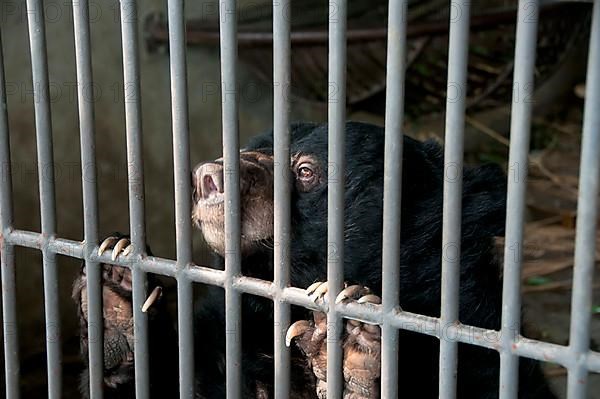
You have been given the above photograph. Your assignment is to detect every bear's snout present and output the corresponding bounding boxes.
[193,162,224,203]
[192,151,275,256]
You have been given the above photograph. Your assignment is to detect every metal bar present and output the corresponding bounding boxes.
[25,1,62,397]
[327,1,347,398]
[219,1,242,397]
[5,230,85,257]
[499,1,539,398]
[439,2,470,398]
[0,24,20,399]
[166,0,195,397]
[272,0,292,397]
[567,1,600,397]
[380,0,408,397]
[118,1,150,397]
[72,1,103,397]
[0,244,19,399]
[3,225,600,373]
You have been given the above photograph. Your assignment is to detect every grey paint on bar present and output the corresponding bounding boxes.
[273,0,293,398]
[439,2,470,398]
[326,1,348,398]
[118,1,150,397]
[0,24,20,399]
[380,0,408,397]
[25,1,62,397]
[166,0,196,397]
[72,0,103,397]
[219,0,243,398]
[499,1,539,398]
[567,0,600,397]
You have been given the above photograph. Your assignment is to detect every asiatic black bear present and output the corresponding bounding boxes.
[74,121,555,398]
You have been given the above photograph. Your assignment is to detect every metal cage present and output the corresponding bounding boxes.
[0,0,599,398]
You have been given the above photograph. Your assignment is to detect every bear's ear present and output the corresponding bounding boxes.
[245,130,274,151]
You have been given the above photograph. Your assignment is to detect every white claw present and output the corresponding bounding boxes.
[98,236,118,256]
[310,282,329,303]
[285,320,311,347]
[306,281,323,296]
[142,286,162,313]
[122,244,134,257]
[357,294,381,305]
[111,238,130,261]
[335,285,365,304]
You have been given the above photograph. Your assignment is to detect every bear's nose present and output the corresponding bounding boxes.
[194,163,224,200]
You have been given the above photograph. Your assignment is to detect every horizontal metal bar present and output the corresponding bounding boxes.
[5,229,85,257]
[4,228,600,376]
[232,277,600,374]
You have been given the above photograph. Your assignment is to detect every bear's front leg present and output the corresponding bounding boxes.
[73,235,177,398]
[287,282,381,399]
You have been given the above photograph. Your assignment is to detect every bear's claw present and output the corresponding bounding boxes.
[285,319,313,347]
[97,235,135,260]
[75,235,142,390]
[290,282,381,398]
[307,281,330,303]
[335,285,372,304]
[142,286,163,313]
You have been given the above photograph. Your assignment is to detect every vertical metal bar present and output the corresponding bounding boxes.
[0,25,20,399]
[567,1,600,397]
[218,1,242,398]
[439,2,470,398]
[166,0,195,397]
[72,1,103,397]
[499,1,539,398]
[381,0,408,397]
[273,0,291,398]
[118,2,149,397]
[327,1,347,398]
[25,1,61,397]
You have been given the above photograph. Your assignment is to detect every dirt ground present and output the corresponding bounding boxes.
[472,98,600,398]
[520,138,600,399]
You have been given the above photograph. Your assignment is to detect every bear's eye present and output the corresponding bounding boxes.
[297,164,314,180]
[294,157,320,192]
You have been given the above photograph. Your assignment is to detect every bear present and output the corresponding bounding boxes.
[73,121,555,398]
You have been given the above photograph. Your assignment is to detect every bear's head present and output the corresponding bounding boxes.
[191,122,393,259]
[192,121,506,290]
